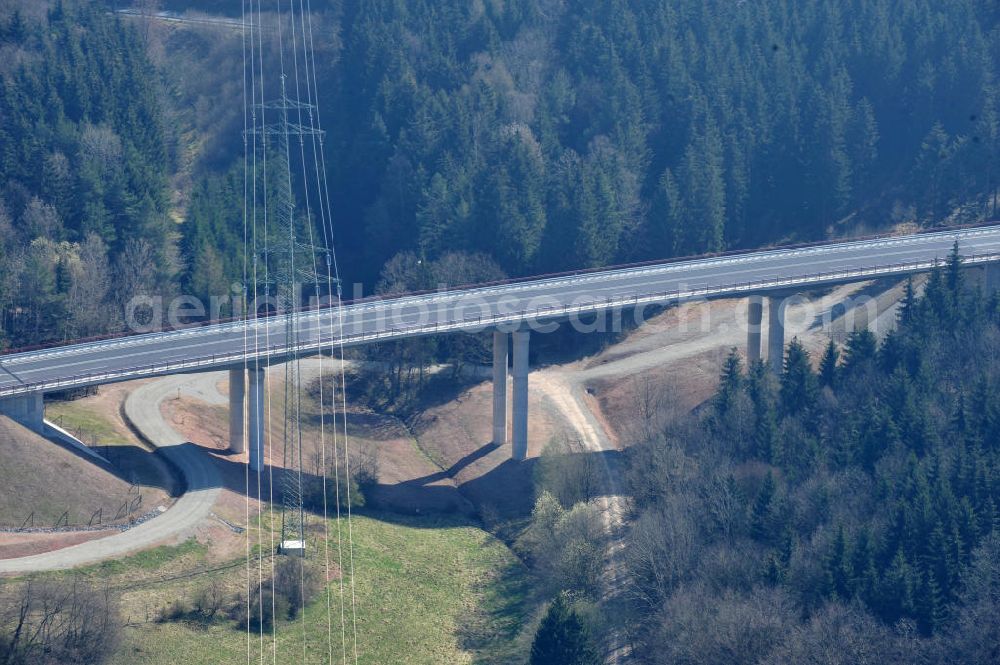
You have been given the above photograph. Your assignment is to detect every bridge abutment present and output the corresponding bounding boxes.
[492,331,508,447]
[747,296,764,364]
[0,392,44,432]
[248,364,265,472]
[768,295,786,374]
[512,329,530,461]
[229,367,246,454]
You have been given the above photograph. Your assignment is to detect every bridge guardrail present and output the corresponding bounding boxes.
[2,222,997,359]
[0,251,996,398]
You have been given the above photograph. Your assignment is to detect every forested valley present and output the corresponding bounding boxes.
[0,1,172,346]
[2,3,1000,662]
[608,251,1000,662]
[1,0,1000,346]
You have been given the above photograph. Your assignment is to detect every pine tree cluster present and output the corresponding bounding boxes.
[628,246,1000,650]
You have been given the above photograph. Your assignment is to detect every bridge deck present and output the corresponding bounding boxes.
[1,225,999,397]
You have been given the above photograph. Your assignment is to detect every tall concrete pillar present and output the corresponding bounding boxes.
[248,364,265,472]
[986,263,1000,292]
[229,367,246,454]
[511,330,530,461]
[767,295,786,374]
[747,296,764,365]
[492,331,508,446]
[0,392,44,432]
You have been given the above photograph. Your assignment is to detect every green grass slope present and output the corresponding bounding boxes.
[112,514,528,665]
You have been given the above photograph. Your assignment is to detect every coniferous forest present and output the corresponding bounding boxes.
[0,2,171,346]
[621,250,1000,660]
[1,1,1000,346]
[3,2,1000,662]
[318,0,1000,284]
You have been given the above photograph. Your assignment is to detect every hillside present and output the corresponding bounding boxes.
[0,416,147,530]
[2,1,1000,350]
[108,514,528,665]
[614,255,1000,660]
[179,0,1000,292]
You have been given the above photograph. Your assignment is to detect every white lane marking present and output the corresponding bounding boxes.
[1,228,997,384]
[0,252,984,396]
[5,226,991,366]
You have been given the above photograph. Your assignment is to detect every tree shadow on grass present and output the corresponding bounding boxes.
[457,551,533,665]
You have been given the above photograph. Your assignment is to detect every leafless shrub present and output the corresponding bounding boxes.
[301,444,374,511]
[535,438,603,507]
[0,578,121,665]
[272,557,323,620]
[354,446,380,490]
[645,584,794,665]
[234,586,288,633]
[191,581,227,621]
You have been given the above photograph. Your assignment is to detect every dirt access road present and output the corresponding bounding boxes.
[0,374,224,574]
[0,279,906,585]
[532,280,909,662]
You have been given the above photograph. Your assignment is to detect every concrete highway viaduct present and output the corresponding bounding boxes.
[2,224,1000,468]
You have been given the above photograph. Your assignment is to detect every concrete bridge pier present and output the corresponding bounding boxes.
[248,364,265,472]
[229,367,246,454]
[0,393,44,432]
[747,295,764,364]
[511,329,530,461]
[492,331,508,446]
[768,295,786,374]
[985,262,1000,292]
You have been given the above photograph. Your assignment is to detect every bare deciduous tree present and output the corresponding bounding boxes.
[20,197,62,241]
[646,584,794,665]
[764,602,921,665]
[79,124,123,174]
[536,438,604,507]
[934,534,1000,664]
[624,495,701,610]
[116,238,157,308]
[272,557,322,620]
[66,234,113,337]
[0,578,121,665]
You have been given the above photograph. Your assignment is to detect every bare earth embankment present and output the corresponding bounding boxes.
[394,279,907,661]
[0,380,175,561]
[0,279,909,662]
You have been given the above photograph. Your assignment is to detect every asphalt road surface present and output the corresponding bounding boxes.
[2,225,999,397]
[0,374,222,573]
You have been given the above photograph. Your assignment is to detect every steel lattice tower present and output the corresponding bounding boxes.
[247,74,325,557]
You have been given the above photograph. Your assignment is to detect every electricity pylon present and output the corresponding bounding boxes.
[247,74,325,558]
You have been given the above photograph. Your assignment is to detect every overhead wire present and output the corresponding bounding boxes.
[295,1,361,658]
[249,0,279,661]
[291,1,344,661]
[281,0,321,659]
[243,2,358,661]
[240,1,253,663]
[299,4,362,655]
[244,1,268,660]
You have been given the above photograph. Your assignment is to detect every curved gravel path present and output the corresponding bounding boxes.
[0,373,224,573]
